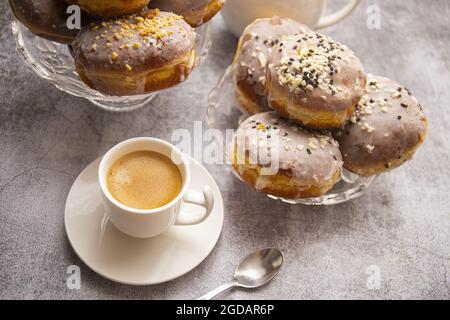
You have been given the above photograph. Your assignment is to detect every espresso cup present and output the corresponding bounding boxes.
[98,137,214,239]
[222,0,361,37]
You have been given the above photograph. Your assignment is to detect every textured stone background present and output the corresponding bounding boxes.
[0,0,449,299]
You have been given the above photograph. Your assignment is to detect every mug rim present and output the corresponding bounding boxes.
[98,137,191,215]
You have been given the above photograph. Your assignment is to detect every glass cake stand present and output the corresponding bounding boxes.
[11,20,212,112]
[206,67,376,206]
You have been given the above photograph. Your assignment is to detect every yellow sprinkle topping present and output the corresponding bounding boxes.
[85,9,188,72]
[88,9,183,53]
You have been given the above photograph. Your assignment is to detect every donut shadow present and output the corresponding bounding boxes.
[222,171,400,251]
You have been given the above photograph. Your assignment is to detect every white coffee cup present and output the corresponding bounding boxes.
[222,0,361,37]
[98,137,214,239]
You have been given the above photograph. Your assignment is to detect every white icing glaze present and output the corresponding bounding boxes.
[235,112,343,183]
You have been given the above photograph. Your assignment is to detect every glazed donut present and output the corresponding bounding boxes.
[65,0,150,18]
[149,0,225,27]
[73,9,196,96]
[335,75,428,177]
[232,112,343,199]
[266,32,367,129]
[9,0,93,44]
[232,17,310,114]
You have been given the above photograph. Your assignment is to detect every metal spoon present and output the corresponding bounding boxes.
[197,248,284,300]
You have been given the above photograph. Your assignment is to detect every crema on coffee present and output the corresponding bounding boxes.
[107,151,182,210]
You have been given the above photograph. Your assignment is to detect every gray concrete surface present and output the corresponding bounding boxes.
[0,0,449,300]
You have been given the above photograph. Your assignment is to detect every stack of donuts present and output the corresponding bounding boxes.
[231,17,428,199]
[9,0,225,95]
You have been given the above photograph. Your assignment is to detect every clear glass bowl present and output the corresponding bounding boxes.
[206,67,376,205]
[11,20,212,112]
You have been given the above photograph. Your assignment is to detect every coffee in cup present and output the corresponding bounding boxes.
[107,151,182,210]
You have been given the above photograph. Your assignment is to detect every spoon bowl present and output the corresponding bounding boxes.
[198,248,284,300]
[234,248,284,288]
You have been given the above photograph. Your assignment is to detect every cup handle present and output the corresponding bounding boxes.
[316,0,361,29]
[175,186,215,226]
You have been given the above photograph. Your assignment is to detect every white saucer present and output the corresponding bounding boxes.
[64,157,224,285]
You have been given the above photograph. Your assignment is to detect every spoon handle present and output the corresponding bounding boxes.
[197,281,238,300]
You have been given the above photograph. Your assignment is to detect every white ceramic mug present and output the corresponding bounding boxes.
[98,137,214,239]
[222,0,361,37]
